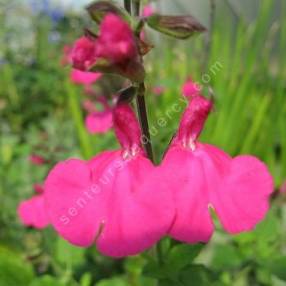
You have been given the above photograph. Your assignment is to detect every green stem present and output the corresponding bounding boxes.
[136,83,154,162]
[124,0,131,13]
[124,1,156,283]
[132,0,140,16]
[124,0,154,162]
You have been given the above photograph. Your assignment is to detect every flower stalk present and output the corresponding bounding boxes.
[136,83,154,162]
[124,0,131,13]
[124,0,154,162]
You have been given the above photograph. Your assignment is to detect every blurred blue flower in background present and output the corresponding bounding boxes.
[30,0,64,24]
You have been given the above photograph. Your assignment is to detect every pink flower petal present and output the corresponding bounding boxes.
[152,86,165,96]
[142,4,155,18]
[113,103,142,151]
[44,152,174,257]
[70,69,102,85]
[95,14,137,64]
[70,36,97,70]
[44,155,112,247]
[29,154,46,165]
[182,78,201,98]
[18,195,49,229]
[211,155,274,234]
[176,96,213,146]
[95,155,174,257]
[85,110,113,134]
[162,143,230,243]
[33,183,44,194]
[162,143,273,242]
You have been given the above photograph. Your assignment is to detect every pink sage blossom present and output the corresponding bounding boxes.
[182,78,201,98]
[29,154,46,165]
[83,98,113,134]
[70,69,102,86]
[160,95,273,243]
[142,4,155,18]
[18,184,49,229]
[44,103,174,257]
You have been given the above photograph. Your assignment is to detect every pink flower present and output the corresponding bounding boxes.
[29,154,46,165]
[140,30,146,42]
[70,36,97,70]
[83,98,113,134]
[95,14,137,64]
[70,14,137,70]
[33,183,44,194]
[68,14,145,81]
[152,86,165,96]
[142,4,155,18]
[70,69,102,85]
[69,14,144,81]
[182,78,201,98]
[85,110,113,134]
[44,103,174,257]
[82,99,98,113]
[160,95,273,243]
[62,45,101,86]
[18,184,49,229]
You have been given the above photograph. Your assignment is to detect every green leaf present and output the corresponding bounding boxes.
[80,273,92,286]
[143,243,204,280]
[157,265,215,286]
[179,265,215,286]
[29,275,65,286]
[55,237,85,267]
[143,259,169,279]
[167,243,205,274]
[267,256,286,281]
[158,279,177,286]
[158,237,172,258]
[0,246,34,286]
[96,276,129,286]
[211,244,243,270]
[86,1,131,24]
[146,14,206,39]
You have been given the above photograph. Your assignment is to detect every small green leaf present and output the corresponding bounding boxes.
[158,279,177,286]
[55,237,85,267]
[0,246,34,286]
[146,14,206,39]
[86,1,131,24]
[157,265,215,286]
[80,273,92,286]
[211,244,243,270]
[29,275,66,286]
[143,259,168,279]
[158,237,172,258]
[267,256,286,281]
[96,276,129,286]
[179,265,215,286]
[167,243,205,273]
[143,243,204,280]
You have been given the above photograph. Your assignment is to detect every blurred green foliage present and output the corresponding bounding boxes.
[0,0,286,285]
